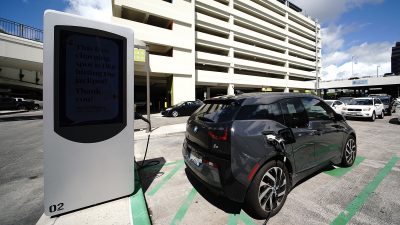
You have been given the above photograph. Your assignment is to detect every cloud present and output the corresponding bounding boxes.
[321,42,393,80]
[290,0,384,23]
[64,0,112,22]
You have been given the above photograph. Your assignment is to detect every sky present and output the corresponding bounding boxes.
[1,0,400,81]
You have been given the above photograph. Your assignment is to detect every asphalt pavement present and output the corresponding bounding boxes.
[135,112,400,225]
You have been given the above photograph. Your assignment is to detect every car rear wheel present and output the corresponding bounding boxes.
[245,161,290,219]
[341,136,357,167]
[172,110,179,117]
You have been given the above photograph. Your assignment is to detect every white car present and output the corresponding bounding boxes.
[324,100,345,114]
[342,97,385,121]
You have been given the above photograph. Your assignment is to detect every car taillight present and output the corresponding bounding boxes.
[208,127,229,141]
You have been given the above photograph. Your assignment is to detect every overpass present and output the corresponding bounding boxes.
[319,75,400,98]
[0,18,43,99]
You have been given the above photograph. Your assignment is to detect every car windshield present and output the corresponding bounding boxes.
[379,98,390,104]
[172,102,185,107]
[348,99,373,105]
[324,100,334,105]
[340,98,353,104]
[195,101,240,123]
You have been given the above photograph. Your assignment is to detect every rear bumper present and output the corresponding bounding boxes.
[182,139,247,202]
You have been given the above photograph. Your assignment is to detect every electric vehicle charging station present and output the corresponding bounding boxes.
[43,10,134,216]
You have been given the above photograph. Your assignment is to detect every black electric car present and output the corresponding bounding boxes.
[183,93,356,219]
[161,100,203,117]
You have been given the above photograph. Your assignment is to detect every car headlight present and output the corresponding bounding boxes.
[362,108,371,111]
[342,107,347,111]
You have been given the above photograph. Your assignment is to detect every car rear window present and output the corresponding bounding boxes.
[236,103,284,124]
[195,101,240,123]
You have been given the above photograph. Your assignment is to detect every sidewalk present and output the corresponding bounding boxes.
[135,123,186,140]
[36,123,186,225]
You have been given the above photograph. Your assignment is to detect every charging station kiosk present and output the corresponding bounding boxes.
[43,10,134,216]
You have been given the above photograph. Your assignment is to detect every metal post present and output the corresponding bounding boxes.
[146,45,151,133]
[351,56,354,77]
[376,65,380,77]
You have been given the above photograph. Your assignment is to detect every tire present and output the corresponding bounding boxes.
[245,160,291,219]
[341,135,357,167]
[379,111,384,119]
[172,110,179,117]
[370,112,376,121]
[33,104,39,110]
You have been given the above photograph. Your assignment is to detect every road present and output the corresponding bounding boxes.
[0,111,187,225]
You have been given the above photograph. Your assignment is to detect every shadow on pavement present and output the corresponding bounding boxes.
[389,118,399,125]
[0,115,43,122]
[184,168,242,215]
[138,157,167,192]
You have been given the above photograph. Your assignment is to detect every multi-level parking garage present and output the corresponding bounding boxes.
[112,0,322,111]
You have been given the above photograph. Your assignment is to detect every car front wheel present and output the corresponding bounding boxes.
[379,111,384,119]
[172,110,179,117]
[370,112,376,121]
[341,136,357,167]
[245,160,290,219]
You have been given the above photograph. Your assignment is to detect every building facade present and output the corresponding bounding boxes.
[392,42,400,75]
[112,0,322,109]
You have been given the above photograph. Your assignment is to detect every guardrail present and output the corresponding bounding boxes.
[0,17,43,42]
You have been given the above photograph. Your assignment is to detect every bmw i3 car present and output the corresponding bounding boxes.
[183,93,357,219]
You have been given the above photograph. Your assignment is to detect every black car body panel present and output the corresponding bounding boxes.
[183,93,356,202]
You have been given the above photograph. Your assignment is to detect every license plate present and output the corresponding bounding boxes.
[189,151,202,167]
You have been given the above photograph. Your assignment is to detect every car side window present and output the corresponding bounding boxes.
[301,98,334,121]
[336,101,343,105]
[375,99,382,104]
[236,103,284,124]
[279,98,309,128]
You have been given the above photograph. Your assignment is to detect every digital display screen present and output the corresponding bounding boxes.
[56,27,125,127]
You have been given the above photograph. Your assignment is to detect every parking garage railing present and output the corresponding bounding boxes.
[0,18,43,43]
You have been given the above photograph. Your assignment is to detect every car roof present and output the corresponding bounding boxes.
[207,92,322,106]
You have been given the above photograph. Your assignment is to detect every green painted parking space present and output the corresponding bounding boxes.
[130,168,151,225]
[147,160,185,196]
[330,155,399,225]
[170,188,198,225]
[325,156,365,178]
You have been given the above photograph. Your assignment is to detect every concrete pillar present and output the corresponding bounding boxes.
[206,87,211,99]
[227,84,235,95]
[171,74,195,105]
[284,87,290,93]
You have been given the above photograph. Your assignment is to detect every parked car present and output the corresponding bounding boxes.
[376,96,396,115]
[338,97,354,105]
[161,100,203,117]
[0,97,36,111]
[324,100,345,114]
[342,97,384,121]
[183,93,356,219]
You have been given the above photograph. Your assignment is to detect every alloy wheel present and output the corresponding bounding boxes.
[258,167,286,213]
[345,138,356,164]
[172,111,178,117]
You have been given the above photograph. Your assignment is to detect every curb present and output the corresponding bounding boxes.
[0,110,28,116]
[134,131,185,140]
[130,167,152,225]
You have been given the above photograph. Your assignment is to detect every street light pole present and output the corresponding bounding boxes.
[376,65,380,77]
[351,56,355,77]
